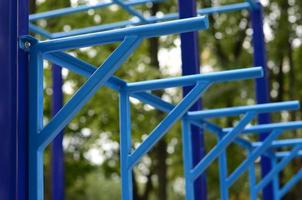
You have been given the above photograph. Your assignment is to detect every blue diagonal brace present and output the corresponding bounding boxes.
[278,169,302,199]
[190,112,256,180]
[255,143,302,193]
[128,82,211,168]
[226,129,284,187]
[37,36,142,150]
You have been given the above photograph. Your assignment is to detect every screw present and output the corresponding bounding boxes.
[24,41,31,49]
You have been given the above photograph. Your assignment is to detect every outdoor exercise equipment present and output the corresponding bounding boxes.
[1,0,302,199]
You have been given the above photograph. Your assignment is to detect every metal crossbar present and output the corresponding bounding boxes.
[29,0,258,39]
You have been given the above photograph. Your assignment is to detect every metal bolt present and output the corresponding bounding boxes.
[24,41,31,49]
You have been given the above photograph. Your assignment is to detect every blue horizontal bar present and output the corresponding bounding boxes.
[51,20,136,39]
[198,2,251,15]
[126,67,263,93]
[224,121,302,134]
[34,16,208,53]
[29,0,163,21]
[253,138,302,148]
[48,12,178,38]
[188,101,300,119]
[275,151,302,158]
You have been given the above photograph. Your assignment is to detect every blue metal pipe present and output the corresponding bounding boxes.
[278,169,302,199]
[0,0,28,199]
[33,16,209,53]
[128,82,210,168]
[201,119,254,150]
[29,0,164,21]
[250,2,273,199]
[253,138,302,148]
[28,49,44,200]
[126,67,263,93]
[255,143,302,193]
[198,2,250,15]
[119,88,133,200]
[190,112,256,180]
[188,101,300,119]
[51,64,64,200]
[224,121,302,134]
[38,37,141,150]
[29,23,52,39]
[226,129,283,187]
[248,150,257,200]
[30,2,255,39]
[217,133,229,200]
[275,151,302,158]
[181,118,196,200]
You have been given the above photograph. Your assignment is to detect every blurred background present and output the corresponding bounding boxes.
[31,0,302,199]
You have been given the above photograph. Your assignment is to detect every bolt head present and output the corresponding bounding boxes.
[24,41,31,49]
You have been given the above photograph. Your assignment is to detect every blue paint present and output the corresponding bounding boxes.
[128,82,210,168]
[190,112,256,180]
[255,143,302,193]
[250,3,274,199]
[0,0,28,199]
[29,1,256,39]
[127,67,263,92]
[35,16,209,53]
[119,88,133,200]
[21,0,302,199]
[178,0,207,199]
[51,64,64,200]
[29,0,163,21]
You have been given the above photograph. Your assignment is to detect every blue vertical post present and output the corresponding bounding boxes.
[51,64,64,200]
[178,0,207,199]
[0,0,28,200]
[218,133,229,200]
[250,2,273,199]
[119,88,133,200]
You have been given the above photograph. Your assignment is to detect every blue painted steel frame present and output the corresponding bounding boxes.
[26,33,302,198]
[120,66,265,200]
[0,0,28,200]
[51,64,64,200]
[184,100,302,200]
[21,16,209,200]
[29,0,258,39]
[178,0,207,199]
[250,2,274,199]
[23,0,302,199]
